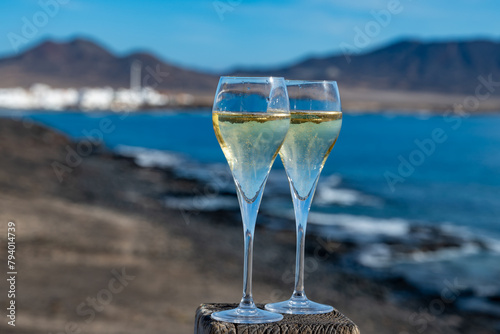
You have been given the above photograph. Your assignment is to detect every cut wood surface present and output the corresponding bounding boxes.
[195,303,360,334]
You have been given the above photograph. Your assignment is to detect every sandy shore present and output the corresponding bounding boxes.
[180,88,500,113]
[0,118,493,333]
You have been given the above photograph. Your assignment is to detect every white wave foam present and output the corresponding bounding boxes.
[480,235,500,254]
[315,175,382,207]
[323,174,342,187]
[308,213,410,237]
[178,163,233,187]
[408,242,481,262]
[441,223,500,254]
[357,244,393,268]
[315,186,381,207]
[114,145,185,169]
[305,212,500,268]
[115,145,235,190]
[358,242,483,268]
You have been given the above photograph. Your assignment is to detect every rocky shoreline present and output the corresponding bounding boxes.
[0,118,497,333]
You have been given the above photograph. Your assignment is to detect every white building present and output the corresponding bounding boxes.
[0,84,172,111]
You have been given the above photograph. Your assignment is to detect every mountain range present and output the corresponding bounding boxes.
[1,37,500,99]
[235,39,500,96]
[0,38,217,93]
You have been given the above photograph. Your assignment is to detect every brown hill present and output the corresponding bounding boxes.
[1,38,500,111]
[0,38,219,93]
[234,39,500,96]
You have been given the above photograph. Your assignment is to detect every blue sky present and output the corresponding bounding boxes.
[1,0,499,72]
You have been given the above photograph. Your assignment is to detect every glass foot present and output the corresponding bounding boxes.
[265,295,334,314]
[211,306,283,324]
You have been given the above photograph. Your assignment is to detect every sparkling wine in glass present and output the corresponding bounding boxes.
[265,80,342,314]
[211,77,290,323]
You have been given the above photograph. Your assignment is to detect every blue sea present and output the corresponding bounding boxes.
[4,109,500,314]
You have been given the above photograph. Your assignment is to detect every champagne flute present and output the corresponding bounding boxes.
[211,77,290,323]
[265,80,342,314]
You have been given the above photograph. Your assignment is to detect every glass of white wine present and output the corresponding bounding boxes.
[211,76,290,323]
[265,80,342,314]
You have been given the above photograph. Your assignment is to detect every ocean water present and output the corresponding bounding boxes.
[4,109,500,310]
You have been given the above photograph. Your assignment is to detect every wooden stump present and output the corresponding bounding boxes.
[195,303,360,334]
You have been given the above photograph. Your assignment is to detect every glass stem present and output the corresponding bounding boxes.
[291,182,317,300]
[235,187,265,310]
[241,227,254,308]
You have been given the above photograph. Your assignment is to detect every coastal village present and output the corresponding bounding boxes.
[0,65,194,111]
[0,84,195,110]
